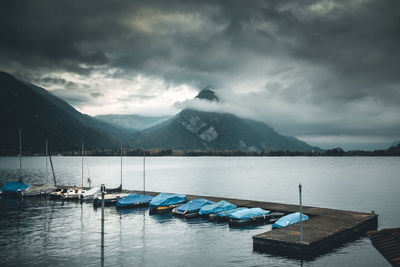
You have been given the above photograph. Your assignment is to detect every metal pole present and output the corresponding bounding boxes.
[143,136,146,194]
[299,183,303,243]
[45,139,48,183]
[120,143,122,188]
[101,184,105,266]
[143,149,146,194]
[81,143,84,188]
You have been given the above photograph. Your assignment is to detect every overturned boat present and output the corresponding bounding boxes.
[199,200,236,218]
[172,198,215,218]
[116,193,153,208]
[228,207,270,227]
[149,193,186,214]
[272,212,309,229]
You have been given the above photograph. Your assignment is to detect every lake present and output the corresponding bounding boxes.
[0,156,399,266]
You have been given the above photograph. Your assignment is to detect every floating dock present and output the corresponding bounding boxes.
[124,189,378,259]
[57,186,378,259]
[368,228,400,266]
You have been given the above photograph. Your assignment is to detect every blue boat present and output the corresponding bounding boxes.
[116,193,153,208]
[1,130,30,198]
[228,207,270,226]
[214,207,247,221]
[149,193,186,213]
[272,212,309,229]
[199,200,237,218]
[172,198,215,218]
[0,181,30,198]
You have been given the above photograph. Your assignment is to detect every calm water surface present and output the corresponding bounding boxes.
[0,156,399,266]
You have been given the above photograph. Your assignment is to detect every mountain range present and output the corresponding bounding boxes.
[0,71,126,152]
[0,70,320,153]
[95,114,170,131]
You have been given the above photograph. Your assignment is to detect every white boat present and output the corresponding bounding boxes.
[80,187,100,201]
[25,140,57,197]
[93,193,128,207]
[61,188,86,200]
[93,143,126,206]
[61,143,88,200]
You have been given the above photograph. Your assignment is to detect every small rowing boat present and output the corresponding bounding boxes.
[116,193,153,208]
[199,200,236,218]
[172,198,215,218]
[272,212,308,229]
[228,207,270,227]
[149,193,186,214]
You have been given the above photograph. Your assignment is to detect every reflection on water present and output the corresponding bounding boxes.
[1,156,398,266]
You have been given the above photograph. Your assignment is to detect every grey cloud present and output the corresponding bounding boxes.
[90,92,104,98]
[0,0,399,149]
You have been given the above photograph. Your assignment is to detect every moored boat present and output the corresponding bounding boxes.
[93,193,128,207]
[24,183,56,197]
[61,188,86,200]
[0,181,30,198]
[116,193,153,208]
[212,207,247,221]
[49,188,66,199]
[149,193,186,214]
[172,198,215,218]
[25,140,57,197]
[1,129,30,198]
[199,200,236,218]
[272,212,309,229]
[228,207,270,227]
[80,187,101,201]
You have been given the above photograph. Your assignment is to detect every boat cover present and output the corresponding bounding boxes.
[149,193,186,207]
[0,181,30,193]
[217,207,247,218]
[272,212,309,228]
[24,183,56,196]
[229,207,270,220]
[175,198,215,213]
[117,193,153,207]
[199,200,237,215]
[81,187,100,197]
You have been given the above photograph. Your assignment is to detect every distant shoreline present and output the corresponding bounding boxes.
[1,147,399,157]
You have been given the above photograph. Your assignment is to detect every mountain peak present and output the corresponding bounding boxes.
[195,86,219,102]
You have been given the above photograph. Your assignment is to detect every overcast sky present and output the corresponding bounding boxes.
[1,0,399,150]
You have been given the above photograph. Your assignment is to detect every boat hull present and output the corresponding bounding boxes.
[116,201,151,208]
[229,212,285,227]
[172,208,201,218]
[149,204,182,214]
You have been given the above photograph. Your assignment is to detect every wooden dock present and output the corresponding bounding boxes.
[125,189,377,259]
[56,186,378,258]
[368,228,400,266]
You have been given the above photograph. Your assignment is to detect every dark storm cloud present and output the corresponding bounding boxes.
[0,0,399,149]
[90,92,103,98]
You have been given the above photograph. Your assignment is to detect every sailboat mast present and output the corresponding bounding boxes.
[120,143,123,187]
[81,142,84,188]
[19,128,22,170]
[45,139,48,183]
[143,136,146,194]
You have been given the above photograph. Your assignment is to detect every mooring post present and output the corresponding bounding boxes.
[299,183,303,243]
[101,184,105,266]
